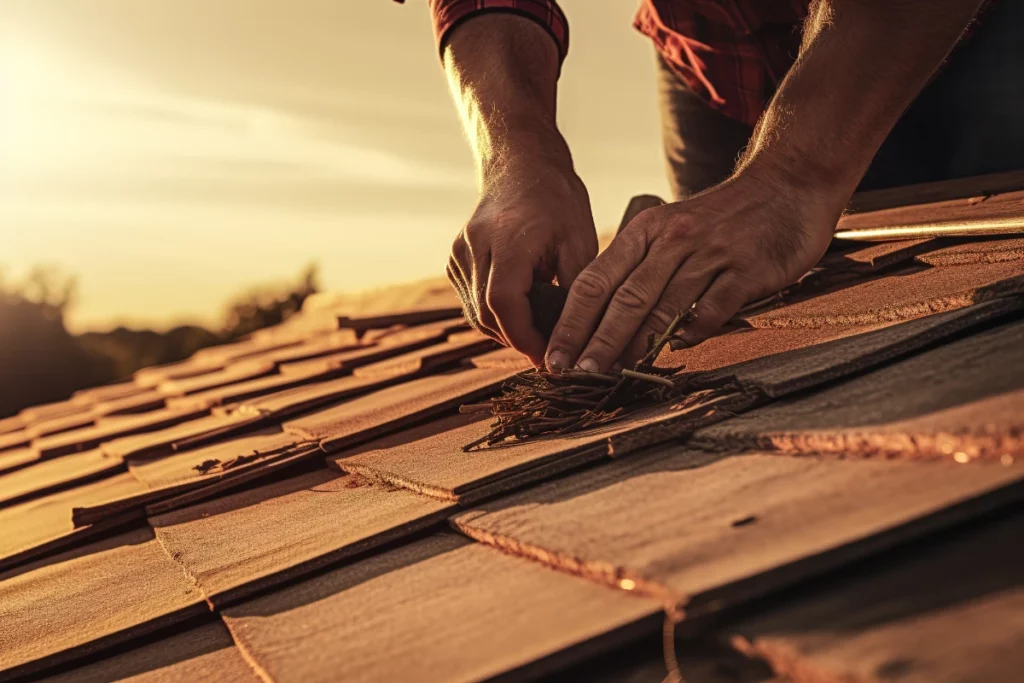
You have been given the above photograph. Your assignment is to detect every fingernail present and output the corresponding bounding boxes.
[547,350,570,372]
[578,357,599,373]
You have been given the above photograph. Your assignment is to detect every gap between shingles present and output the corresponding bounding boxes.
[149,518,215,611]
[148,519,277,682]
[223,616,277,683]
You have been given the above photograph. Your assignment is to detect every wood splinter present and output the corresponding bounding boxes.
[461,310,692,451]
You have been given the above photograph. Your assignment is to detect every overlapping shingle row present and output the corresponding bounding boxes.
[1,181,1023,682]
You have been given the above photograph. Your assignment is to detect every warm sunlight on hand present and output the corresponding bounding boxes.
[545,171,843,372]
[447,162,598,367]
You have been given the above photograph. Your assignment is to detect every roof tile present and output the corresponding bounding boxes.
[728,511,1024,683]
[39,621,259,683]
[0,528,206,680]
[284,366,523,449]
[745,260,1023,328]
[696,297,1023,399]
[221,533,659,683]
[452,448,1023,612]
[0,473,146,573]
[33,408,207,460]
[692,317,1024,453]
[151,468,454,606]
[0,449,123,508]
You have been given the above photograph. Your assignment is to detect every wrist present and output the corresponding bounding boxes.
[480,123,578,194]
[737,151,854,216]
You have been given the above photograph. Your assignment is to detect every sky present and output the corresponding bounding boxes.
[0,0,671,332]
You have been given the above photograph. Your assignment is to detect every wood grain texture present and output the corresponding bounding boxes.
[656,325,877,375]
[151,468,454,606]
[698,389,1024,462]
[162,364,343,412]
[332,390,747,505]
[40,621,259,683]
[33,408,207,460]
[744,260,1024,329]
[452,447,1024,615]
[234,367,411,418]
[839,186,1024,231]
[915,236,1024,267]
[836,238,937,270]
[0,473,147,571]
[845,170,1024,213]
[222,533,660,683]
[157,360,277,397]
[127,429,305,491]
[0,528,206,681]
[285,366,520,448]
[726,512,1024,683]
[100,412,261,461]
[468,346,538,371]
[700,298,1022,399]
[692,318,1024,453]
[276,318,465,376]
[0,449,123,508]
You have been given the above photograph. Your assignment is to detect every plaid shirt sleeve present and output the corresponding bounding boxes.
[395,1,569,62]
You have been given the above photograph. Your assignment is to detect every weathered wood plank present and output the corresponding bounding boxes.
[725,511,1024,683]
[452,448,1024,617]
[151,468,454,606]
[0,528,206,681]
[222,533,660,683]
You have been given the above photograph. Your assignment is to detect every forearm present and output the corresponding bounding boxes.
[740,0,985,199]
[442,14,573,190]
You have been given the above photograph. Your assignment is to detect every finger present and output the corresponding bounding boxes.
[470,250,508,346]
[545,225,651,372]
[486,256,548,365]
[571,244,687,372]
[448,262,503,345]
[618,262,719,367]
[674,270,750,348]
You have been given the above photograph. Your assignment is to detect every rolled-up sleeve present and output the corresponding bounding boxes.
[396,1,570,62]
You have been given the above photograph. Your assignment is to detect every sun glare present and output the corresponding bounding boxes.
[1,32,58,171]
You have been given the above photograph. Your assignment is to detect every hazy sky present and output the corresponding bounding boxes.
[0,0,670,332]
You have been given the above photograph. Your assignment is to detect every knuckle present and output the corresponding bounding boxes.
[571,269,612,303]
[484,286,512,314]
[646,305,678,333]
[662,219,693,243]
[611,281,651,311]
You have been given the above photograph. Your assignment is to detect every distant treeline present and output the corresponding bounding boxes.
[0,265,319,418]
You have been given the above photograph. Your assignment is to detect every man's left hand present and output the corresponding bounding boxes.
[544,168,845,372]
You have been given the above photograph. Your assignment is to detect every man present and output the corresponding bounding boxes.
[409,0,1022,372]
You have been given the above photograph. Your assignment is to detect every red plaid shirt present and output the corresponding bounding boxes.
[406,0,808,126]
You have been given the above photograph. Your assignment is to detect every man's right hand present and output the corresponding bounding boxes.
[448,156,597,367]
[440,12,595,367]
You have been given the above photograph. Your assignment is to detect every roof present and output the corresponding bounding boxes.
[1,174,1023,682]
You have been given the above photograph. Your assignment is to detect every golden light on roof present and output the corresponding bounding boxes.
[618,578,637,591]
[1001,454,1015,466]
[953,451,971,464]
